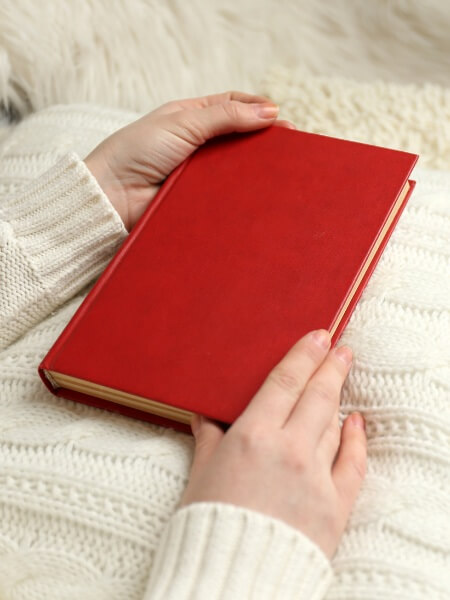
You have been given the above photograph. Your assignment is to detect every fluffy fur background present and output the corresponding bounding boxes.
[0,0,449,117]
[261,66,450,170]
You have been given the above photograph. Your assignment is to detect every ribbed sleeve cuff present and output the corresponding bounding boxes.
[5,152,128,301]
[144,502,333,600]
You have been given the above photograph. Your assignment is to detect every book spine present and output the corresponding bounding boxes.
[37,155,194,383]
[53,385,193,435]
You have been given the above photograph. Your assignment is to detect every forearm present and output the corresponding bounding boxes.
[0,152,128,351]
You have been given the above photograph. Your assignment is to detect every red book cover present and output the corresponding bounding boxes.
[38,126,418,435]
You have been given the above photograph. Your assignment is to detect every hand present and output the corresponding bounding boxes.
[179,329,367,560]
[84,90,295,232]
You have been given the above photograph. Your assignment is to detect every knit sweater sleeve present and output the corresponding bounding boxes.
[0,152,128,352]
[143,502,333,600]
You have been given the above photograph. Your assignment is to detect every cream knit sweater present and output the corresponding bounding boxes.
[0,104,448,600]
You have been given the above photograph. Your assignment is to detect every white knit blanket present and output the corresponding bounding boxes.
[268,68,450,595]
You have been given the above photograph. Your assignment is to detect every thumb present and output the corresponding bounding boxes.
[168,100,280,145]
[189,413,224,476]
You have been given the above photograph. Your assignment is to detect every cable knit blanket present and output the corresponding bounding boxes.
[260,68,450,596]
[259,67,450,594]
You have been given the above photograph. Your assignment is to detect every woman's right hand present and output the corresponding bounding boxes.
[179,329,367,560]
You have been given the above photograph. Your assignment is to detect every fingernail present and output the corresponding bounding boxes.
[351,412,365,430]
[312,329,330,349]
[254,102,279,119]
[335,345,353,366]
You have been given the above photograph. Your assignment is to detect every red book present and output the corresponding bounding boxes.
[38,126,418,435]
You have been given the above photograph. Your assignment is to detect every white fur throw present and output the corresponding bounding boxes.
[1,0,450,118]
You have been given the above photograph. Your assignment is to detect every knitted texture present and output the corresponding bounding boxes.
[0,104,332,600]
[145,502,331,599]
[0,152,128,349]
[260,68,450,597]
[0,95,449,600]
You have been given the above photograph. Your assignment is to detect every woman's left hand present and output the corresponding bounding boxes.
[84,91,295,231]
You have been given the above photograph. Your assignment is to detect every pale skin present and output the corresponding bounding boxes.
[85,90,367,560]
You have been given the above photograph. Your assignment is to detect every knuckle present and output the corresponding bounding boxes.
[287,451,308,473]
[221,100,241,121]
[309,381,334,404]
[268,366,300,396]
[303,336,327,362]
[178,117,207,145]
[235,424,268,452]
[282,435,310,472]
[331,352,351,375]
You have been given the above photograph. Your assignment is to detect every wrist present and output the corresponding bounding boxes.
[5,152,128,306]
[84,147,130,232]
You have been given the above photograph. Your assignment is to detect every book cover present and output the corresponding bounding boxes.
[38,126,418,434]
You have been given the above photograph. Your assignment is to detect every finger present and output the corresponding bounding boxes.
[285,345,352,441]
[188,414,224,480]
[236,329,331,430]
[164,99,281,145]
[273,119,297,130]
[152,90,274,116]
[332,412,367,510]
[317,406,341,467]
